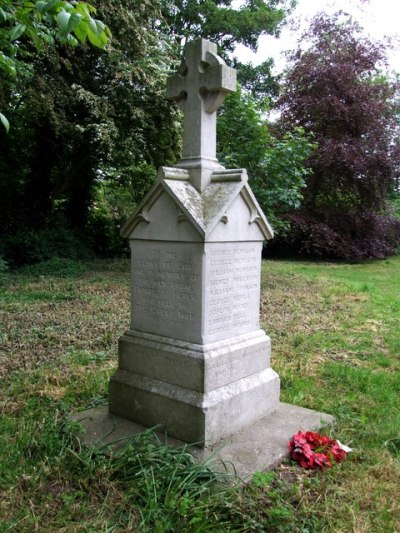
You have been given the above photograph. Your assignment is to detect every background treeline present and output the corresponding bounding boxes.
[0,1,399,267]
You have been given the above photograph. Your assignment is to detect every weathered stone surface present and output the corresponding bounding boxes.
[117,330,271,392]
[121,168,273,242]
[130,240,204,343]
[167,38,236,192]
[73,403,335,480]
[126,239,265,345]
[109,39,280,448]
[204,242,262,343]
[111,326,280,446]
[109,366,279,446]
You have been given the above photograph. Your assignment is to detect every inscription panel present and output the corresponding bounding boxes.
[131,240,203,343]
[204,242,262,342]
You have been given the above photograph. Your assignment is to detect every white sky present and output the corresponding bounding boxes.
[232,0,400,74]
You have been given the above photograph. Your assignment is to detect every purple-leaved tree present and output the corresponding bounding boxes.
[276,12,400,260]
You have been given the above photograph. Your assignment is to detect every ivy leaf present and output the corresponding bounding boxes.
[41,33,55,45]
[79,2,96,14]
[73,22,88,42]
[35,2,48,14]
[43,0,66,12]
[66,34,78,46]
[0,113,10,133]
[0,8,12,22]
[86,18,108,47]
[9,24,27,42]
[56,10,71,33]
[88,16,99,36]
[75,2,91,18]
[67,13,82,33]
[87,29,105,48]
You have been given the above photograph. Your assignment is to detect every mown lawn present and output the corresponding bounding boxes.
[0,256,399,532]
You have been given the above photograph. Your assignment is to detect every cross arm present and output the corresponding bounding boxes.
[167,71,187,105]
[201,52,236,113]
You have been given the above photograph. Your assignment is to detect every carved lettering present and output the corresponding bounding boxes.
[206,244,260,337]
[131,244,201,338]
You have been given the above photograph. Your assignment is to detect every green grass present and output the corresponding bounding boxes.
[1,257,399,531]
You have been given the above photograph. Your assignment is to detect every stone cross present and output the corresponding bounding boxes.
[167,38,236,191]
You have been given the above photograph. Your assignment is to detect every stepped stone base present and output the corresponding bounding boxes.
[116,329,272,392]
[109,329,280,447]
[73,403,335,480]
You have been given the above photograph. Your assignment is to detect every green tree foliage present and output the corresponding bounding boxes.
[162,0,294,52]
[0,0,181,264]
[0,0,300,265]
[0,0,110,130]
[276,13,400,259]
[235,58,280,102]
[163,0,294,103]
[217,87,315,233]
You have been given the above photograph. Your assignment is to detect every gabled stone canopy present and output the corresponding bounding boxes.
[121,167,274,242]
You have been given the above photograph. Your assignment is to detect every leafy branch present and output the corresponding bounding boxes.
[0,0,111,131]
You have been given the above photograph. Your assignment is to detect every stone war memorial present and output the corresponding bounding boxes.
[78,38,333,477]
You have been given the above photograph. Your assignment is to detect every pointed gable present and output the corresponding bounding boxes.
[121,167,273,242]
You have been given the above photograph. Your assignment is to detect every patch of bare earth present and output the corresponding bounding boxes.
[0,275,130,377]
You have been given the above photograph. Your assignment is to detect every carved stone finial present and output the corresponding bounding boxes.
[167,38,236,192]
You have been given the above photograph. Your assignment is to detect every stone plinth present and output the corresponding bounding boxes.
[110,331,279,445]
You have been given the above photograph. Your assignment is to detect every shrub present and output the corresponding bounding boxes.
[0,222,91,267]
[19,257,87,277]
[268,213,400,261]
[0,255,9,285]
[85,203,129,259]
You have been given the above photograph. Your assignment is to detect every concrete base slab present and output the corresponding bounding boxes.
[72,403,335,480]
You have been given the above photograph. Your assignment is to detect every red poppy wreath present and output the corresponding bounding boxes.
[289,431,348,470]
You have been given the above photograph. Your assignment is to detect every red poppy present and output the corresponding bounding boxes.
[288,431,347,470]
